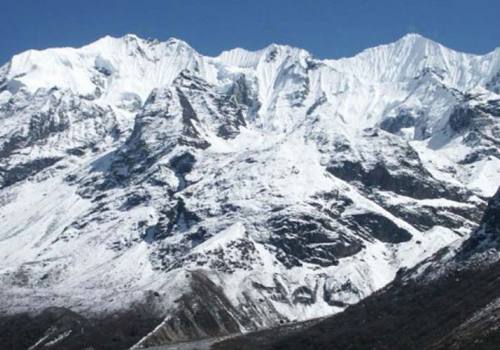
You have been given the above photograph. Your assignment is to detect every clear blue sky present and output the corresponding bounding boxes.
[2,0,499,64]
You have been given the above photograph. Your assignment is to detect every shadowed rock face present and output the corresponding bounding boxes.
[449,106,477,133]
[449,100,500,167]
[325,129,469,202]
[483,189,500,234]
[0,272,244,350]
[134,271,243,348]
[0,156,62,188]
[0,89,117,188]
[0,307,162,350]
[266,214,364,267]
[458,188,500,257]
[328,159,457,201]
[347,212,412,243]
[380,110,418,134]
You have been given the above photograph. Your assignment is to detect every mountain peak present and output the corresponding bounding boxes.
[122,33,140,41]
[84,34,196,54]
[395,32,441,50]
[399,32,430,42]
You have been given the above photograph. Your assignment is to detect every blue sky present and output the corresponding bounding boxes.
[1,0,499,64]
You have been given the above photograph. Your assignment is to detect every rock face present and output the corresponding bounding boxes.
[0,34,499,349]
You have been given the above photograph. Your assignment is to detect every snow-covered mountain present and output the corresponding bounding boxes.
[0,33,499,349]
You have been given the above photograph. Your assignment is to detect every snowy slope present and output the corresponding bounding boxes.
[0,33,499,348]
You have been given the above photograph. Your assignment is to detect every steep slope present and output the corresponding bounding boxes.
[215,187,500,350]
[0,34,499,349]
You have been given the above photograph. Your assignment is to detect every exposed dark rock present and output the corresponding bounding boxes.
[143,199,200,245]
[449,106,479,133]
[170,152,196,191]
[177,88,202,139]
[266,48,278,62]
[292,286,316,305]
[183,238,258,273]
[328,160,464,201]
[306,94,327,116]
[0,157,62,188]
[65,147,86,156]
[380,111,417,134]
[476,99,500,117]
[121,192,151,210]
[267,214,364,267]
[448,100,499,136]
[378,199,483,232]
[323,280,360,307]
[346,212,412,243]
[458,188,500,257]
[226,75,254,108]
